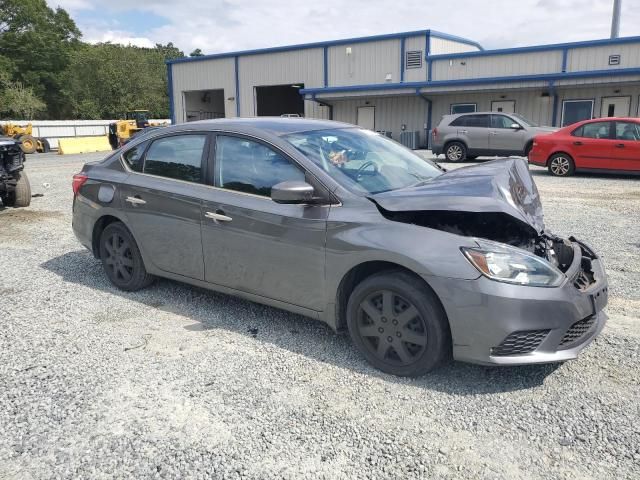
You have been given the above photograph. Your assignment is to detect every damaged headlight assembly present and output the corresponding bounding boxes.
[461,240,564,287]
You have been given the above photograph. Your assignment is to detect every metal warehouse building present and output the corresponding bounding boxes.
[167,29,640,148]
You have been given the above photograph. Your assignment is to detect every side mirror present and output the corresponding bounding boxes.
[271,181,315,204]
[510,123,522,130]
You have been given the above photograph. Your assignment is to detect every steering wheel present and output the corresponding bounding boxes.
[355,161,378,181]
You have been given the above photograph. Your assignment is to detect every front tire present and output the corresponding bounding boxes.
[19,135,37,154]
[346,271,450,376]
[99,222,154,291]
[7,172,31,207]
[444,141,466,162]
[548,153,575,177]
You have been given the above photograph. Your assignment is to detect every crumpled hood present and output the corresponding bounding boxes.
[371,157,545,234]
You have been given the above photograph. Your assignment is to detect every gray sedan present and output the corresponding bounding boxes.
[72,118,608,376]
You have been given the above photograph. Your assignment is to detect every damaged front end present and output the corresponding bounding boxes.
[0,136,28,207]
[370,158,597,285]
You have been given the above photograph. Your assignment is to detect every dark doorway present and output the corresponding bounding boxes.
[255,84,305,117]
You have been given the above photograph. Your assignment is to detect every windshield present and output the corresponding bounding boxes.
[511,113,538,127]
[283,128,443,194]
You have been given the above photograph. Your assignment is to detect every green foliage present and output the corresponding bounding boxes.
[0,0,190,120]
[62,42,184,119]
[0,0,81,118]
[190,48,204,57]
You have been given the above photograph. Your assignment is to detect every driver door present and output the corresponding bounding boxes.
[200,134,330,311]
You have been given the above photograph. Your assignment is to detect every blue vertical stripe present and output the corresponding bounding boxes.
[400,37,406,82]
[167,62,175,124]
[425,31,431,82]
[323,46,328,87]
[234,56,240,117]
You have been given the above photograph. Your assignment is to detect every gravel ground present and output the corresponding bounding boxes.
[1,151,639,480]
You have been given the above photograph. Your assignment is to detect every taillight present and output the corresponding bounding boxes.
[72,173,88,196]
[432,127,439,139]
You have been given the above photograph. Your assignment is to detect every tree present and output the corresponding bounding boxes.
[62,43,184,119]
[189,48,204,57]
[0,72,45,119]
[0,0,81,118]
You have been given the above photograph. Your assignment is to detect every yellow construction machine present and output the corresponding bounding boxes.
[108,110,168,149]
[0,123,50,154]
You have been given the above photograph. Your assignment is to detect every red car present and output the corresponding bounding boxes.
[528,117,640,176]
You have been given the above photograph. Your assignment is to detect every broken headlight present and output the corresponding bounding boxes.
[461,240,564,287]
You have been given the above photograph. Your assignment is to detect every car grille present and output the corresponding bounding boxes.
[559,316,596,349]
[491,329,550,356]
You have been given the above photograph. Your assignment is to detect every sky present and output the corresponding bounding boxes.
[46,0,639,54]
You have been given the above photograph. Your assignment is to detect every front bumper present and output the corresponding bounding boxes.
[425,240,608,366]
[527,148,547,166]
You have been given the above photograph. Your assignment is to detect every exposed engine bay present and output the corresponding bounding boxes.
[0,136,29,207]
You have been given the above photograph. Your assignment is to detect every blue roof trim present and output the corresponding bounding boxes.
[427,35,640,61]
[165,29,482,65]
[299,67,640,95]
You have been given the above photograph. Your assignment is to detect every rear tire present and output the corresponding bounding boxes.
[99,222,154,291]
[9,172,31,207]
[444,141,466,162]
[38,138,51,153]
[548,153,575,177]
[346,271,451,377]
[19,135,37,154]
[466,155,478,161]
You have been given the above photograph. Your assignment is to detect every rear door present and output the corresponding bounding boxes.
[612,121,640,171]
[489,114,527,155]
[450,114,489,152]
[200,134,329,311]
[120,132,211,280]
[568,121,616,170]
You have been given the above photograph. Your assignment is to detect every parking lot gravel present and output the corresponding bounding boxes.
[1,152,639,480]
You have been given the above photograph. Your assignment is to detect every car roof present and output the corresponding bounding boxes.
[575,117,640,124]
[167,117,356,136]
[445,112,513,117]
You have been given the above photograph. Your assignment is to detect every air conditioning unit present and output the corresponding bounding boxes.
[400,131,420,150]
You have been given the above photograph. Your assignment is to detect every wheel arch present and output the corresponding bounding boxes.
[333,260,449,335]
[91,214,126,258]
[443,138,468,151]
[546,150,575,167]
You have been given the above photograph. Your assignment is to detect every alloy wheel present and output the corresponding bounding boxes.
[550,156,571,176]
[356,290,428,366]
[447,145,463,161]
[103,232,134,283]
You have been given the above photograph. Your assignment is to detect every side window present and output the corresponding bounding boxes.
[491,115,517,129]
[143,134,207,183]
[572,122,611,139]
[615,122,640,141]
[122,141,148,172]
[215,135,305,197]
[449,116,467,127]
[464,114,489,128]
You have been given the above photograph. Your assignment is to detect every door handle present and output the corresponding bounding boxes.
[459,130,468,134]
[125,196,146,205]
[573,141,583,146]
[489,131,497,135]
[205,211,233,222]
[615,143,625,148]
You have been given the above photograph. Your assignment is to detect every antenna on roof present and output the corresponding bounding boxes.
[611,0,621,39]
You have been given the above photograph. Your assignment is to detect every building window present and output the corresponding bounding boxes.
[450,103,477,114]
[561,100,594,127]
[406,51,423,69]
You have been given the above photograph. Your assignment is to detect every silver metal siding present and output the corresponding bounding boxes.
[555,84,640,119]
[404,35,428,83]
[331,95,427,144]
[328,39,400,87]
[171,58,236,123]
[238,48,324,117]
[431,50,563,81]
[430,37,481,55]
[567,42,640,71]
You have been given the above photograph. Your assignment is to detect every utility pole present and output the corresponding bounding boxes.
[611,0,621,39]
